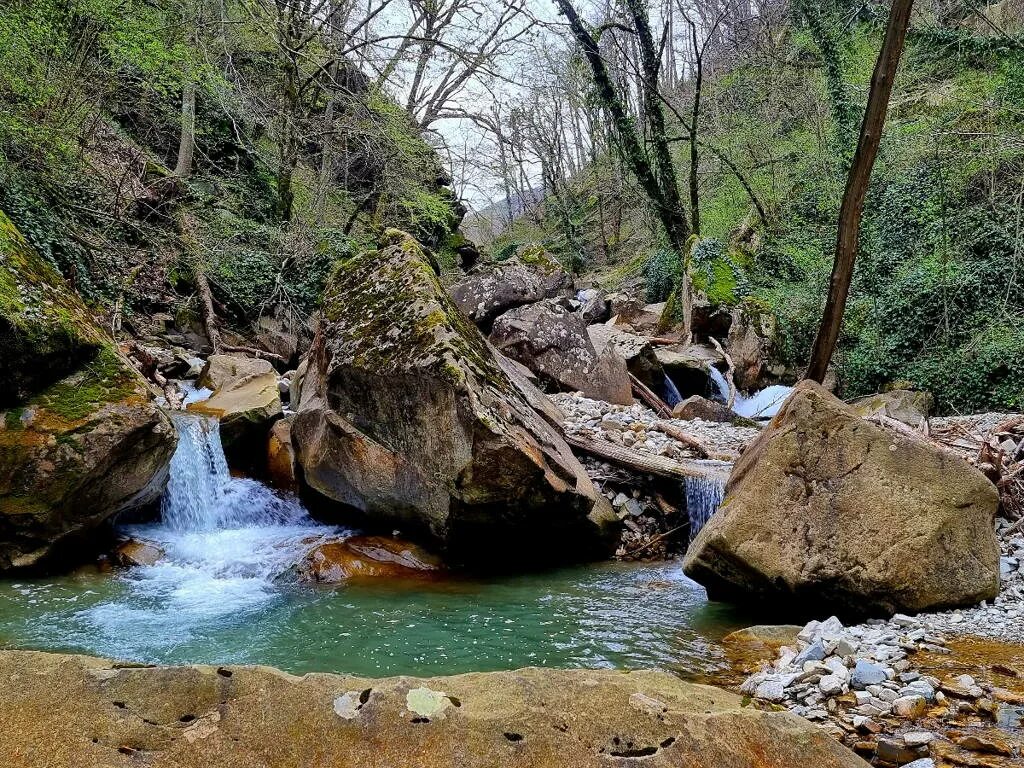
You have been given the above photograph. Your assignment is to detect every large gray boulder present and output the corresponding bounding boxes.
[490,300,632,405]
[0,211,176,572]
[0,650,869,768]
[292,231,615,567]
[684,381,1000,618]
[587,324,664,392]
[448,253,572,331]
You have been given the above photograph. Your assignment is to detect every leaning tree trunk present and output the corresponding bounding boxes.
[805,0,915,383]
[174,81,197,179]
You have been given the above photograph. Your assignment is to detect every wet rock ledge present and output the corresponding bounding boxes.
[0,650,869,767]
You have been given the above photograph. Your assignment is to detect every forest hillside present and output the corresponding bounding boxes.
[479,1,1024,413]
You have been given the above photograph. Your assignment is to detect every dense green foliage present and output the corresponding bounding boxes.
[0,0,459,331]
[494,4,1024,414]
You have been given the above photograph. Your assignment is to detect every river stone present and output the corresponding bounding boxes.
[489,300,632,405]
[292,231,615,567]
[0,212,176,572]
[587,324,664,391]
[188,354,282,449]
[297,535,444,582]
[683,381,1000,618]
[448,252,572,332]
[0,650,869,768]
[112,539,164,567]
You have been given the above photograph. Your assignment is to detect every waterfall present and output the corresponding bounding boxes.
[662,374,683,408]
[707,365,730,403]
[684,475,726,538]
[160,413,309,532]
[161,414,232,531]
[703,363,792,419]
[732,385,792,419]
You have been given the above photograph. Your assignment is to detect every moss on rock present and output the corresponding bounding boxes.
[0,209,104,407]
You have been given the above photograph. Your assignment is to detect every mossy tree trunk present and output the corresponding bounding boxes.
[556,0,693,330]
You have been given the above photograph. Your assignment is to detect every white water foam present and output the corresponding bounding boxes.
[76,413,342,653]
[706,364,791,420]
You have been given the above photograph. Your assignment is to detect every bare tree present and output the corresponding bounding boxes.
[556,0,694,325]
[805,0,916,383]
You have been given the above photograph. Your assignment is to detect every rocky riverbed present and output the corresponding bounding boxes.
[551,392,760,460]
[736,516,1024,766]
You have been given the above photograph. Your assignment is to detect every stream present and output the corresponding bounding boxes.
[0,413,750,678]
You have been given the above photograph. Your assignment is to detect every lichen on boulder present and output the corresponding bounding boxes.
[0,210,176,572]
[448,250,572,332]
[292,230,614,567]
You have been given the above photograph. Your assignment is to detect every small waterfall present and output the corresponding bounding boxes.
[706,365,730,403]
[662,374,683,408]
[161,414,232,531]
[733,385,792,420]
[160,412,311,532]
[684,475,726,538]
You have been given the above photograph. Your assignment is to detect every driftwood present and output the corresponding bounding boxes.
[565,433,731,482]
[630,374,672,417]
[196,268,223,354]
[652,419,711,459]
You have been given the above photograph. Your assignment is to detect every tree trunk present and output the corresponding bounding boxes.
[174,81,197,178]
[805,0,915,383]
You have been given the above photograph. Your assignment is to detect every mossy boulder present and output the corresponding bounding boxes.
[448,253,572,332]
[0,212,176,573]
[0,210,103,407]
[292,231,614,568]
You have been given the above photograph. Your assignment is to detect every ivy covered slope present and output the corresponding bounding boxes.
[0,211,176,573]
[0,0,464,342]
[494,8,1024,414]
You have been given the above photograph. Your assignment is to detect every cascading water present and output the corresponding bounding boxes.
[75,412,341,657]
[684,475,727,539]
[662,374,684,408]
[706,363,791,420]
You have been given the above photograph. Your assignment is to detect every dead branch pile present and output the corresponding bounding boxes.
[930,414,1024,521]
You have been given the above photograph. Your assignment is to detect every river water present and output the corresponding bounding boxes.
[0,414,749,678]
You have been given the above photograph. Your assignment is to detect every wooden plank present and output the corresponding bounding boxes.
[565,433,732,482]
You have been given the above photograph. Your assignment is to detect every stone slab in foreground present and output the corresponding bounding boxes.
[0,651,868,768]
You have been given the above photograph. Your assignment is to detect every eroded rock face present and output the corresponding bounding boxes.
[490,300,632,406]
[297,535,444,582]
[725,305,774,391]
[448,254,572,332]
[292,231,614,567]
[683,381,1000,618]
[0,650,870,768]
[0,213,176,572]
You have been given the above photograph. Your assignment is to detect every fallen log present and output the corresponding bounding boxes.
[651,420,711,459]
[629,374,672,417]
[565,433,731,482]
